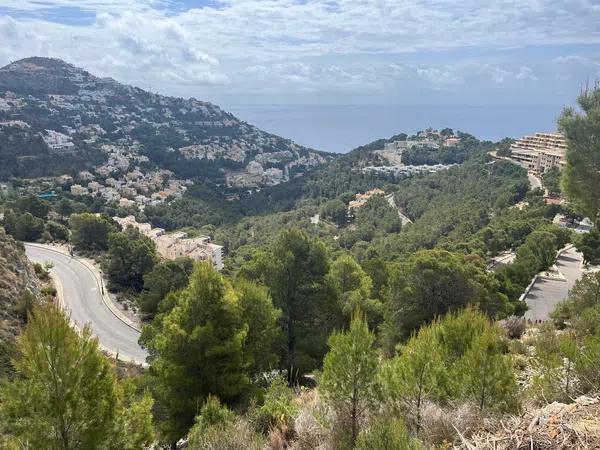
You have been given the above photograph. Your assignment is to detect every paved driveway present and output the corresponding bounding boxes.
[524,246,584,322]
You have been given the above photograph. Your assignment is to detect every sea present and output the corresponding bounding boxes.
[224,104,568,154]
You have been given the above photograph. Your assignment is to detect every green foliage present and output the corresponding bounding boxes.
[239,228,339,377]
[189,395,235,437]
[355,418,423,450]
[187,418,265,450]
[0,304,153,449]
[379,323,446,432]
[249,377,298,434]
[542,167,562,195]
[458,325,518,413]
[551,272,600,327]
[142,263,280,442]
[382,249,510,348]
[328,254,381,325]
[321,198,347,225]
[140,257,194,316]
[2,210,45,241]
[15,194,50,219]
[105,226,157,291]
[559,87,600,222]
[531,324,579,403]
[45,220,70,242]
[576,226,600,265]
[13,290,36,322]
[379,309,519,430]
[320,314,378,448]
[69,212,118,251]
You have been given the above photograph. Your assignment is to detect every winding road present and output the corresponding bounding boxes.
[25,244,147,365]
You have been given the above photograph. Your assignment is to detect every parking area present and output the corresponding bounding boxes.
[524,246,584,322]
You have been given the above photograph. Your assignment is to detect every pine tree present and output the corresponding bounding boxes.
[320,314,378,448]
[559,86,600,223]
[459,325,518,413]
[379,323,446,433]
[0,305,119,449]
[143,263,280,442]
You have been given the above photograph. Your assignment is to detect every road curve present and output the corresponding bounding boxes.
[25,244,147,365]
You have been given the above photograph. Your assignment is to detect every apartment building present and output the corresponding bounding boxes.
[113,216,224,270]
[509,132,566,174]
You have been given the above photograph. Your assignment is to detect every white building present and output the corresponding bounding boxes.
[509,132,566,175]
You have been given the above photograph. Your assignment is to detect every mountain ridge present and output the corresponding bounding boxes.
[0,57,332,186]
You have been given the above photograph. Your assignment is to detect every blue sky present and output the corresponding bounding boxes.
[0,0,599,108]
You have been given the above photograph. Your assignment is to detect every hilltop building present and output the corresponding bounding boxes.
[509,132,566,174]
[348,188,385,210]
[113,216,224,270]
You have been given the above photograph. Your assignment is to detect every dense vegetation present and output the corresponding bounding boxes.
[1,87,599,449]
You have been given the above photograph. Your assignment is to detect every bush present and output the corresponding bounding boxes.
[249,377,298,434]
[420,402,480,446]
[503,316,526,339]
[355,418,423,450]
[187,419,265,450]
[13,291,36,322]
[41,286,57,297]
[33,263,50,281]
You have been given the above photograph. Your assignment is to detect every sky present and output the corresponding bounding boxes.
[0,1,599,109]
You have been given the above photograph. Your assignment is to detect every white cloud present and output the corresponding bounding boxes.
[0,1,597,103]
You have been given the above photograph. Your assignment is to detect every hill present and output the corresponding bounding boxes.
[0,57,331,184]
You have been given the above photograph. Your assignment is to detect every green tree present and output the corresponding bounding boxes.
[3,210,45,241]
[69,213,118,251]
[559,86,600,222]
[239,228,339,378]
[328,254,381,324]
[552,272,600,327]
[16,194,50,219]
[531,324,579,403]
[379,323,446,433]
[105,226,157,291]
[321,198,347,225]
[382,249,509,349]
[142,263,279,442]
[320,314,378,448]
[459,325,518,413]
[576,227,600,265]
[0,305,117,449]
[542,167,562,195]
[57,198,73,220]
[140,257,194,316]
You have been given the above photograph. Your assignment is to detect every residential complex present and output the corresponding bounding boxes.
[509,132,566,174]
[113,216,224,270]
[348,188,385,210]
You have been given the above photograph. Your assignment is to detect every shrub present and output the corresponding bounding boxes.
[250,377,298,434]
[355,418,424,450]
[41,286,57,297]
[503,316,526,339]
[13,291,36,322]
[420,402,480,446]
[187,418,265,450]
[33,263,50,281]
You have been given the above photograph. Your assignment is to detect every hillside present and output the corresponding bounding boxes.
[0,57,330,184]
[0,229,40,375]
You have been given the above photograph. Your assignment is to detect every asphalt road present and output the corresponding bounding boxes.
[25,244,147,364]
[524,246,584,322]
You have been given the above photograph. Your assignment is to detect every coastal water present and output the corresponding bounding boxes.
[224,104,567,153]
